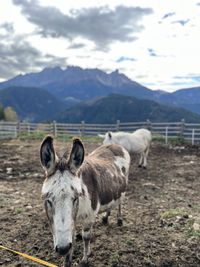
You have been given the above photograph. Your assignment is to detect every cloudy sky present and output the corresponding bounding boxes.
[0,0,200,92]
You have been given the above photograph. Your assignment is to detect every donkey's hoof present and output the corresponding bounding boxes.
[64,260,72,267]
[102,216,108,225]
[76,233,82,241]
[138,164,142,168]
[79,261,89,267]
[117,218,123,226]
[142,166,147,169]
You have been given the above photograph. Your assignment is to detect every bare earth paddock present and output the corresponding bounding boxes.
[1,139,200,267]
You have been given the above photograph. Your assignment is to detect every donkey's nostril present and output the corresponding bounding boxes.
[55,243,72,255]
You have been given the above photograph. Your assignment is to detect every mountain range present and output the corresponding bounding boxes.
[56,94,200,123]
[0,66,200,122]
[0,66,153,101]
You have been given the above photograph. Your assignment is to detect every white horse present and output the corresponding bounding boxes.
[40,136,130,267]
[100,128,152,168]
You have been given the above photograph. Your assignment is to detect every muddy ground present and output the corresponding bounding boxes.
[0,139,200,267]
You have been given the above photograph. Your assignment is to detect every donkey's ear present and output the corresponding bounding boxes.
[40,136,57,175]
[108,132,112,139]
[68,138,85,173]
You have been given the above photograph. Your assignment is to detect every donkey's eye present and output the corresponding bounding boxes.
[72,197,78,205]
[46,199,52,208]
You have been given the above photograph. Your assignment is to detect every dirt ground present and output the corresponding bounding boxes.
[1,139,200,267]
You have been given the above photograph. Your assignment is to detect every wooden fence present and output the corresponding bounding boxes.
[0,120,200,144]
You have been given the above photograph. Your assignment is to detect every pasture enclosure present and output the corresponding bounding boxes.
[1,139,200,267]
[1,120,200,144]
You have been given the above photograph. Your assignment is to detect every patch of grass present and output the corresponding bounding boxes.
[82,135,102,143]
[186,218,195,228]
[153,135,190,145]
[144,256,156,267]
[192,205,200,211]
[19,131,47,140]
[18,131,102,143]
[152,135,165,143]
[58,134,102,142]
[186,229,200,237]
[124,238,134,246]
[110,252,120,267]
[57,134,74,142]
[161,208,187,219]
[15,208,23,214]
[184,218,200,237]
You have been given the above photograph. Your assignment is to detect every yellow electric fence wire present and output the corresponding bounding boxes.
[0,245,58,267]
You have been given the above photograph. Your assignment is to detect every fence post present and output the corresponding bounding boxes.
[27,123,30,136]
[14,122,18,138]
[180,119,185,141]
[53,121,57,137]
[116,120,120,131]
[192,129,195,145]
[146,119,152,131]
[81,121,85,136]
[165,126,168,145]
[17,121,21,138]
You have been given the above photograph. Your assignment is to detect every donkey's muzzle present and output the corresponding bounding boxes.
[55,243,72,256]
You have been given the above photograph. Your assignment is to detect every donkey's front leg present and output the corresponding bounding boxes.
[64,233,75,267]
[102,210,111,225]
[64,249,73,267]
[117,203,123,226]
[81,225,93,266]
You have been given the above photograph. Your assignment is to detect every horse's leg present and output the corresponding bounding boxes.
[102,210,111,225]
[117,203,123,226]
[138,152,143,168]
[81,224,93,267]
[142,147,149,169]
[144,146,150,167]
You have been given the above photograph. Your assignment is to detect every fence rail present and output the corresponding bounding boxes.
[0,120,200,144]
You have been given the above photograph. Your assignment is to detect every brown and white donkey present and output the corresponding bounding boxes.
[40,136,130,267]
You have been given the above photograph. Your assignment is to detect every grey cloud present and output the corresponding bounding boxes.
[174,75,200,83]
[172,19,190,26]
[0,25,66,80]
[12,0,153,49]
[148,48,158,57]
[0,22,15,40]
[76,55,90,59]
[1,22,15,33]
[162,12,175,20]
[147,48,168,58]
[135,74,148,79]
[168,81,191,86]
[116,56,136,63]
[0,41,39,78]
[68,43,86,49]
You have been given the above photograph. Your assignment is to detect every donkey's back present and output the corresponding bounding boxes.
[80,144,130,215]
